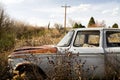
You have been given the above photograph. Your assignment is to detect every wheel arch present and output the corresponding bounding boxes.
[15,62,47,79]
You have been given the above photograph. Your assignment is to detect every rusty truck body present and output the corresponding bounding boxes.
[8,28,120,79]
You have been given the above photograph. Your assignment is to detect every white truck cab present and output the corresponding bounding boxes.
[57,28,120,78]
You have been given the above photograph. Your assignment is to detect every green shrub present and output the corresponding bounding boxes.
[0,33,15,52]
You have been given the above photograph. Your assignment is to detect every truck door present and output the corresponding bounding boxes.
[104,31,120,75]
[69,30,105,78]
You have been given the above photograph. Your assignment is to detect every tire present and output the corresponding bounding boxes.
[15,64,47,80]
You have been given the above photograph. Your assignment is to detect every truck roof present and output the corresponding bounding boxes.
[72,28,120,31]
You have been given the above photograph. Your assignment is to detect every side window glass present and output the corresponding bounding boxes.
[106,31,120,47]
[74,33,85,47]
[74,31,100,47]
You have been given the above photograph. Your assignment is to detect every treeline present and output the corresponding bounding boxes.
[72,17,119,28]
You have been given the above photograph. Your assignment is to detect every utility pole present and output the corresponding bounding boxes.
[61,4,70,33]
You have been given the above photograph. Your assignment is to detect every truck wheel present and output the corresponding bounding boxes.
[15,64,47,80]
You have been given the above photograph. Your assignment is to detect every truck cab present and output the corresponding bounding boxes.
[57,28,120,78]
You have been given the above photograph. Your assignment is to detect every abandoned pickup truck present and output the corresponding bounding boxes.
[8,28,120,79]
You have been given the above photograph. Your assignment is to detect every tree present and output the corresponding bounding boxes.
[78,23,85,28]
[54,23,64,33]
[112,23,118,28]
[88,17,95,27]
[73,23,85,28]
[73,23,78,28]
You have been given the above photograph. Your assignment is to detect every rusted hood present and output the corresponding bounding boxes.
[9,45,57,57]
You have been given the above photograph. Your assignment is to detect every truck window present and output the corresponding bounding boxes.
[74,31,100,47]
[57,30,74,47]
[106,31,120,47]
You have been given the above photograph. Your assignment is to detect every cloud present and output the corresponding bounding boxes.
[50,14,63,19]
[102,10,111,14]
[102,7,119,16]
[33,3,91,14]
[33,7,63,14]
[1,0,24,4]
[68,4,91,13]
[78,4,91,11]
[26,17,47,26]
[112,7,119,16]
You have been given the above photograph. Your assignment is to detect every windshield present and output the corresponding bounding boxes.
[57,30,74,47]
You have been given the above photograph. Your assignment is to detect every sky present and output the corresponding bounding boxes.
[0,0,120,27]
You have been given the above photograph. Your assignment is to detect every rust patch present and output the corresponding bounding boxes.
[12,45,57,55]
[9,46,57,59]
[28,47,57,54]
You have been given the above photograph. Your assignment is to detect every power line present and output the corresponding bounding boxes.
[61,4,70,33]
